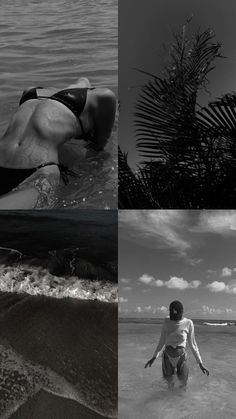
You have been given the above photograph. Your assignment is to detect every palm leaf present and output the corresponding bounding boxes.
[118,146,157,208]
[119,26,236,208]
[135,28,222,160]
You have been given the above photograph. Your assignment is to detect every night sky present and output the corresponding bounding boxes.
[119,210,236,320]
[119,0,236,167]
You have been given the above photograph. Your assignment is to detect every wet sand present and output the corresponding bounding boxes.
[10,391,110,419]
[0,291,118,418]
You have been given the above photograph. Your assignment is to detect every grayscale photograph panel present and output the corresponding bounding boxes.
[0,0,117,209]
[119,0,236,209]
[119,210,236,418]
[0,209,117,418]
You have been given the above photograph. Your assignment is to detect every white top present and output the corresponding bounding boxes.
[153,317,202,364]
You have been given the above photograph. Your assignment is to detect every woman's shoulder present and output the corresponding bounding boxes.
[182,317,194,328]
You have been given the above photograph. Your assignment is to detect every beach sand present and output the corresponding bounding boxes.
[0,292,117,418]
[10,391,110,419]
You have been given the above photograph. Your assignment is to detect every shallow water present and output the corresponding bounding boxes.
[119,322,236,419]
[0,0,118,208]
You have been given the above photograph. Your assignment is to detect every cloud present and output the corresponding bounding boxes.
[206,281,236,294]
[188,258,203,266]
[226,308,233,313]
[135,306,143,313]
[220,267,236,277]
[134,305,168,314]
[193,211,236,234]
[119,297,128,303]
[153,279,164,287]
[123,286,132,291]
[120,278,131,284]
[201,305,236,316]
[202,305,225,315]
[119,210,190,256]
[158,306,168,312]
[221,267,232,277]
[207,269,217,277]
[206,281,227,292]
[138,273,201,290]
[165,277,201,290]
[138,274,155,285]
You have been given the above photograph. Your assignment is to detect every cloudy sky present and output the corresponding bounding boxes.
[119,0,236,166]
[119,210,236,320]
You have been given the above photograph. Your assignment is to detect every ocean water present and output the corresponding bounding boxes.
[0,0,118,208]
[119,320,236,419]
[0,209,118,260]
[0,210,118,301]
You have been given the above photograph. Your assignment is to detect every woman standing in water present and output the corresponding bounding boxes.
[0,77,116,209]
[145,301,209,388]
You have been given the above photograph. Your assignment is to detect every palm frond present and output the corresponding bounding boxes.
[135,28,222,159]
[119,26,236,209]
[118,146,158,208]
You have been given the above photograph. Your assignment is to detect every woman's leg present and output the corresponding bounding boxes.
[177,355,189,387]
[162,353,175,389]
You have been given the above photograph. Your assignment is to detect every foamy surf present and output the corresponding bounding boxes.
[0,265,117,303]
[0,342,116,419]
[203,322,234,326]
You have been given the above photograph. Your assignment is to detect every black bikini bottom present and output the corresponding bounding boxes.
[0,163,77,196]
[162,348,187,375]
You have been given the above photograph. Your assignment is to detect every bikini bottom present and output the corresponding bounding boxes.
[162,348,187,375]
[0,163,77,196]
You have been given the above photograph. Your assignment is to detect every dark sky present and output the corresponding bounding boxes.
[119,0,236,167]
[119,210,236,320]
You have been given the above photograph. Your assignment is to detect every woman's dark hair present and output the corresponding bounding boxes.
[169,300,183,321]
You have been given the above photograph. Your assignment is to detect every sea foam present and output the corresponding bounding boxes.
[0,264,117,303]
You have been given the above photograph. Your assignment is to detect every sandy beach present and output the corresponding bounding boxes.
[0,292,117,418]
[10,391,110,419]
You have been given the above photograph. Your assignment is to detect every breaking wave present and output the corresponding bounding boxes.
[203,322,235,327]
[0,247,117,303]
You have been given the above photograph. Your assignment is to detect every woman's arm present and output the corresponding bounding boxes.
[188,320,209,375]
[145,321,166,368]
[90,89,116,151]
[187,320,202,364]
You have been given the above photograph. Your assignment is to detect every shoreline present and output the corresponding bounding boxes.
[10,391,111,419]
[0,291,118,418]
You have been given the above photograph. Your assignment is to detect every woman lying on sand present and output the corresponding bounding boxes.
[145,300,209,388]
[0,77,116,209]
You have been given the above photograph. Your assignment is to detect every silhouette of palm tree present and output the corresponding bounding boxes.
[119,26,236,208]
